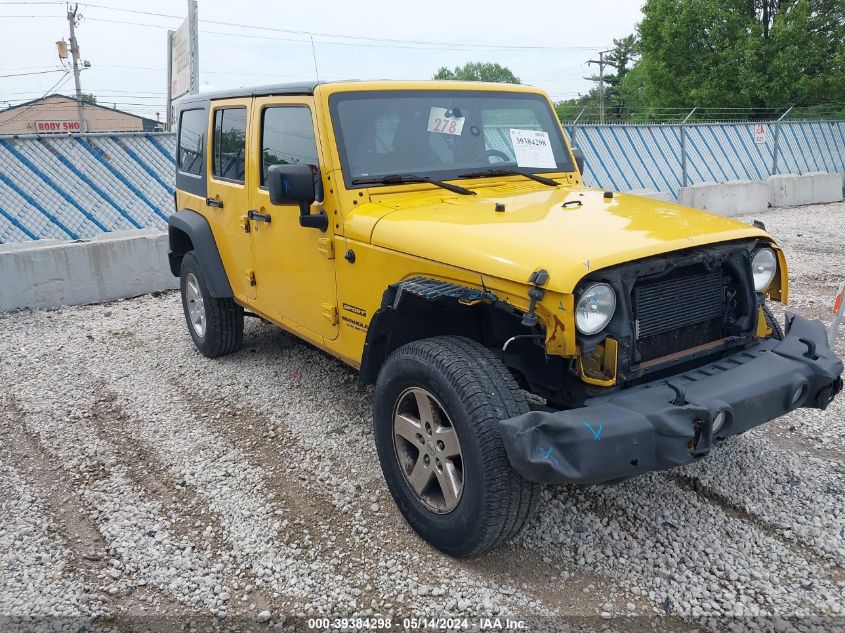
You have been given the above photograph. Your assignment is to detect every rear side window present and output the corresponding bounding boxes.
[212,107,247,183]
[177,108,206,176]
[260,106,318,185]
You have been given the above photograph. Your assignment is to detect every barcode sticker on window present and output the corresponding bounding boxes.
[510,129,556,168]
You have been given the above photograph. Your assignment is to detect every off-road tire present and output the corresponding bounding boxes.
[179,251,243,357]
[373,336,540,557]
[763,302,784,340]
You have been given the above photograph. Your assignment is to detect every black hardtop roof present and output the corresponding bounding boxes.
[174,79,543,109]
[176,82,322,106]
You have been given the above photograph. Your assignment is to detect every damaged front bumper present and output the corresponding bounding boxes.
[499,314,843,485]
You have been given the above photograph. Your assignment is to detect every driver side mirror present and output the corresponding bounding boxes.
[571,147,585,175]
[267,163,327,231]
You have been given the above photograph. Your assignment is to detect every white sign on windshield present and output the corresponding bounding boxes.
[427,107,466,136]
[510,129,556,168]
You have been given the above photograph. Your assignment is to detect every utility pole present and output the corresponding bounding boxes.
[587,49,614,124]
[166,29,174,131]
[66,3,86,132]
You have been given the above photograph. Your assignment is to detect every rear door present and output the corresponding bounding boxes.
[205,98,256,301]
[248,96,338,340]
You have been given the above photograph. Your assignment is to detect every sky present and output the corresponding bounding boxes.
[0,0,644,121]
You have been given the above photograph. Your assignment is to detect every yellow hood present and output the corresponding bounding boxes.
[353,187,769,294]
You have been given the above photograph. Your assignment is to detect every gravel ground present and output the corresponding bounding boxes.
[1,201,844,632]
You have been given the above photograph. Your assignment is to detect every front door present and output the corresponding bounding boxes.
[248,97,338,341]
[205,98,256,301]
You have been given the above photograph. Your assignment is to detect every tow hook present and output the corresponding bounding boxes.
[521,269,549,327]
[687,418,714,457]
[666,382,712,456]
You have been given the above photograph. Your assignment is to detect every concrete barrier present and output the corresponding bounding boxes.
[767,172,844,207]
[677,180,769,216]
[627,189,673,202]
[0,229,178,312]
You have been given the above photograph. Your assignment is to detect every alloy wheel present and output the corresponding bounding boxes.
[392,387,463,513]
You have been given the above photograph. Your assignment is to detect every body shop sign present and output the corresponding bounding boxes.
[36,120,81,133]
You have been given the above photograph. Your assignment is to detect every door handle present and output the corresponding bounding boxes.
[206,197,224,209]
[247,210,271,223]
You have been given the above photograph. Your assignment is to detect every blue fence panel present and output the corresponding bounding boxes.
[0,124,841,244]
[570,120,845,200]
[0,132,175,243]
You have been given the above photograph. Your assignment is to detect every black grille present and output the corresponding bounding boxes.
[634,268,724,362]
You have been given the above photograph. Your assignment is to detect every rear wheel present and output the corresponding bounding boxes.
[179,251,243,357]
[373,336,540,557]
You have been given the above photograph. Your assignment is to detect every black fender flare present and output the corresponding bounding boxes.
[167,210,233,298]
[359,277,498,386]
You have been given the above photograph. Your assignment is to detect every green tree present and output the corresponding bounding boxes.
[80,93,97,105]
[635,0,845,112]
[760,0,845,108]
[433,62,520,83]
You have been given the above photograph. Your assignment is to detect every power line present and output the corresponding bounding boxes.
[79,2,605,50]
[0,68,67,78]
[0,72,72,126]
[74,15,602,53]
[0,65,65,70]
[1,2,607,52]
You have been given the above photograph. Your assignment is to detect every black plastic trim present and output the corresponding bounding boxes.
[499,314,843,485]
[359,278,499,386]
[167,210,233,298]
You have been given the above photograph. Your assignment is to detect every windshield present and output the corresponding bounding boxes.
[329,89,574,187]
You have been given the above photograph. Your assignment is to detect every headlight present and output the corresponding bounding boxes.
[575,283,617,335]
[751,248,777,291]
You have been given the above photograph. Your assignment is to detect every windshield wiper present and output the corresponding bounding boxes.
[458,168,559,187]
[351,174,475,196]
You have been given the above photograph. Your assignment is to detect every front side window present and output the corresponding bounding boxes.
[177,108,205,176]
[329,90,573,186]
[260,106,319,185]
[212,107,247,183]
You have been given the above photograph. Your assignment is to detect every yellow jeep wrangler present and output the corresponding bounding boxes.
[168,80,842,557]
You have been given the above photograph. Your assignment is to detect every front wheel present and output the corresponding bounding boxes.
[763,302,784,340]
[373,336,540,557]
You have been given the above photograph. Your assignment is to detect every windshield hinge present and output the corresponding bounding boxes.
[318,237,334,259]
[322,303,338,325]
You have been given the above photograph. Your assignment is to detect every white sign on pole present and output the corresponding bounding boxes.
[170,19,191,100]
[754,123,768,144]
